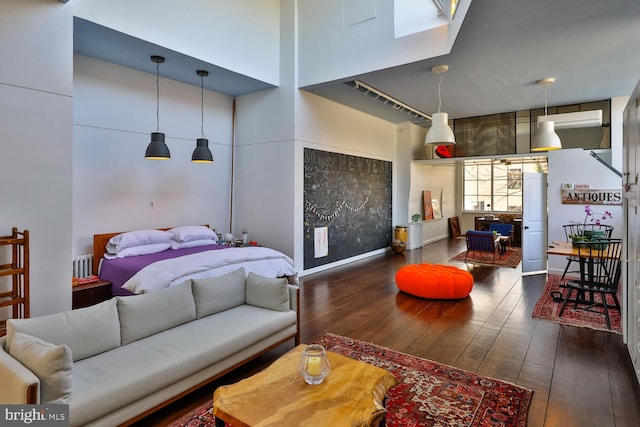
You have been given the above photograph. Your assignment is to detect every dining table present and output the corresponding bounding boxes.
[546,240,621,308]
[547,240,620,259]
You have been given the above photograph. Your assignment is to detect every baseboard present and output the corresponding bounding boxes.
[421,234,449,246]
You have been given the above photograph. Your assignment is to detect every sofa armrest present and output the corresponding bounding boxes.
[287,285,299,312]
[287,285,301,345]
[0,339,39,404]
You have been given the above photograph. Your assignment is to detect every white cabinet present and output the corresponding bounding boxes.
[408,222,422,250]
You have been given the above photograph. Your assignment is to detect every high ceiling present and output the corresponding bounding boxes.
[74,0,640,126]
[304,0,640,125]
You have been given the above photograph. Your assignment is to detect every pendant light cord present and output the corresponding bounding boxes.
[437,73,443,113]
[544,83,548,117]
[200,74,205,138]
[155,61,160,132]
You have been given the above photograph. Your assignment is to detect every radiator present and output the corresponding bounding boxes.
[72,254,94,278]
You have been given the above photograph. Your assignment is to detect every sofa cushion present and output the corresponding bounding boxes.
[6,298,121,362]
[191,267,246,318]
[9,332,72,404]
[245,272,290,312]
[117,281,196,345]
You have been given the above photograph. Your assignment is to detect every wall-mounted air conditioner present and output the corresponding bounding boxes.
[537,110,603,129]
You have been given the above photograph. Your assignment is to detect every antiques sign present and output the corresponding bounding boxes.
[561,188,622,205]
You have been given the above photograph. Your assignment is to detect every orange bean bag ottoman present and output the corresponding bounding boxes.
[395,264,473,299]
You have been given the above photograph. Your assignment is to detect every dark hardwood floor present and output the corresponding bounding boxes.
[138,237,640,426]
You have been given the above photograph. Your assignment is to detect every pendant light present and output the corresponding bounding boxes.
[192,70,214,163]
[145,55,171,160]
[425,64,456,145]
[531,77,562,152]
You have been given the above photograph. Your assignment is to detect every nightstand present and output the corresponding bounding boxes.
[72,279,112,309]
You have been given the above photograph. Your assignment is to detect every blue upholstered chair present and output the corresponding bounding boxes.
[488,223,514,249]
[465,230,499,261]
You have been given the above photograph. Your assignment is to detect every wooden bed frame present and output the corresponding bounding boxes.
[92,226,209,275]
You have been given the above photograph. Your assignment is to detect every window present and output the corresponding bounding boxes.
[463,158,548,213]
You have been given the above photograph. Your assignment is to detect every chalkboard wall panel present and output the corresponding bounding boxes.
[304,148,392,269]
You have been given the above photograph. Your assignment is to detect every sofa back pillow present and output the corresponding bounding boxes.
[245,272,290,312]
[6,298,121,362]
[191,268,246,318]
[9,332,72,404]
[117,280,196,345]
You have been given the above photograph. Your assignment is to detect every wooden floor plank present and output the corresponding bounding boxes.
[135,238,640,426]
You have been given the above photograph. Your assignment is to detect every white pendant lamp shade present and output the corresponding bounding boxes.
[426,112,455,144]
[425,64,455,145]
[532,120,561,151]
[532,77,562,152]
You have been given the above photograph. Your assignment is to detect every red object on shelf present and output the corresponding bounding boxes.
[77,275,100,285]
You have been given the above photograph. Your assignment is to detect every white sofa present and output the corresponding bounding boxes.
[0,268,299,426]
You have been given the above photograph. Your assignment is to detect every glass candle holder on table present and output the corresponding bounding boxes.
[298,344,331,385]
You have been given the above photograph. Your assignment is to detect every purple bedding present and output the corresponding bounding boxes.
[99,244,230,296]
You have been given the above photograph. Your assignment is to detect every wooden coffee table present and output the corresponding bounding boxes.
[213,344,398,427]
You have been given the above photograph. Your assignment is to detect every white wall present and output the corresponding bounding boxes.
[233,0,400,273]
[410,163,457,245]
[72,0,281,85]
[297,0,471,86]
[0,0,73,315]
[73,55,234,255]
[294,91,398,273]
[612,95,630,171]
[547,149,623,274]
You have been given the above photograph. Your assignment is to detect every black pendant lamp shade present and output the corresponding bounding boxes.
[146,132,171,159]
[145,55,170,160]
[192,69,214,163]
[192,138,213,163]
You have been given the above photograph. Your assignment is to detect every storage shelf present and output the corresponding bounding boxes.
[0,227,29,336]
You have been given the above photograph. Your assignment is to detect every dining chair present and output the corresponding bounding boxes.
[560,223,614,281]
[557,239,622,330]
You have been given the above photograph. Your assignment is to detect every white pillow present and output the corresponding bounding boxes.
[106,229,173,254]
[168,226,217,243]
[170,239,218,250]
[9,332,72,404]
[104,242,171,259]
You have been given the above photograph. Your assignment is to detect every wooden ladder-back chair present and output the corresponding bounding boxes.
[558,239,622,330]
[560,223,614,281]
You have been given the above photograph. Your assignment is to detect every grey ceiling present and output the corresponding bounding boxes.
[74,0,640,124]
[73,17,275,97]
[305,0,640,124]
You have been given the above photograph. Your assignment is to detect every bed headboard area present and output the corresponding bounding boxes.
[92,225,208,274]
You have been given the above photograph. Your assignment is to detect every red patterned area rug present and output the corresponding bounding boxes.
[169,334,532,427]
[451,247,522,268]
[532,273,622,334]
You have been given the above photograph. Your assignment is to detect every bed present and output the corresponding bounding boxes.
[93,227,298,296]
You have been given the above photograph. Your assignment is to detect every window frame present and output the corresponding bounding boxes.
[462,157,548,214]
